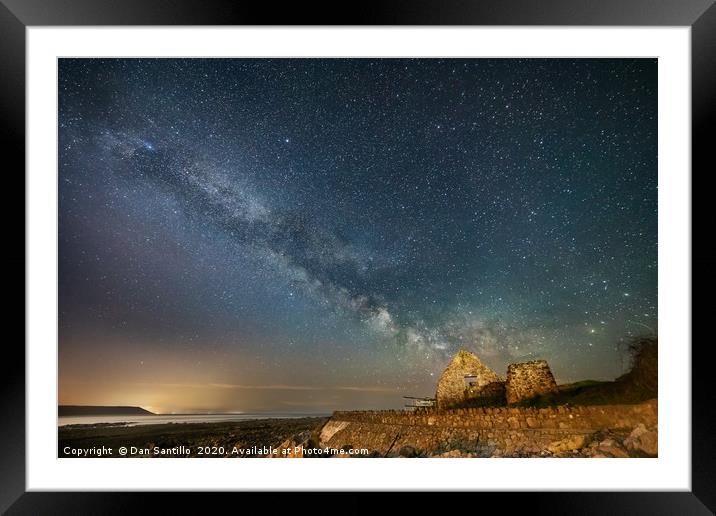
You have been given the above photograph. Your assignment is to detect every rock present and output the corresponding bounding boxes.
[398,445,419,458]
[273,438,303,458]
[433,449,466,458]
[596,443,630,458]
[583,437,631,458]
[623,424,658,456]
[546,434,591,454]
[319,420,349,445]
[270,428,317,458]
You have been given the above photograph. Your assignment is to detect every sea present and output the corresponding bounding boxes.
[58,413,329,427]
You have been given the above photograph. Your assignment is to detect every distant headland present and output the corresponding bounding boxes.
[59,405,155,416]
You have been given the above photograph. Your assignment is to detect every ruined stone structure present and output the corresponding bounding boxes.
[465,381,506,407]
[505,360,559,404]
[317,350,658,458]
[435,349,502,409]
[320,400,657,457]
[317,351,658,458]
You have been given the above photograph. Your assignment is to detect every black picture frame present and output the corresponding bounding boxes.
[4,0,714,512]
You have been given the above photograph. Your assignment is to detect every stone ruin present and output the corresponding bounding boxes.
[435,350,559,409]
[505,359,559,404]
[435,349,503,409]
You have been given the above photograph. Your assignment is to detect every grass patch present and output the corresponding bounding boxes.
[514,336,658,407]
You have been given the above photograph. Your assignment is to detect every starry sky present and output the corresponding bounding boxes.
[58,59,657,414]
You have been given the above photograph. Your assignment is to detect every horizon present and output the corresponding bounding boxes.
[57,343,646,414]
[58,404,332,416]
[58,58,657,414]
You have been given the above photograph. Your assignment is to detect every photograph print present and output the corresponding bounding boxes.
[58,58,658,459]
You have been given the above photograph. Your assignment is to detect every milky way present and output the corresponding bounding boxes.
[58,59,657,413]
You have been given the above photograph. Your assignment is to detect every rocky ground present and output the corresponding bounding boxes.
[59,418,657,459]
[58,417,328,458]
[423,423,658,458]
[273,421,658,458]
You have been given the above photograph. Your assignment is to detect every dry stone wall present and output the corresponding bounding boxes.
[320,400,657,457]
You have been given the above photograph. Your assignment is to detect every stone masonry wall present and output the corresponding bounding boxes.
[320,400,657,457]
[505,360,559,404]
[465,381,506,407]
[436,350,501,409]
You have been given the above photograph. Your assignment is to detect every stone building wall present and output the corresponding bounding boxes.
[465,381,506,407]
[320,400,657,457]
[505,360,559,404]
[435,349,502,409]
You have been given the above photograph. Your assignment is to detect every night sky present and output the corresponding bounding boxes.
[58,59,657,414]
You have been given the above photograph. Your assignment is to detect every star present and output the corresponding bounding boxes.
[58,57,658,412]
